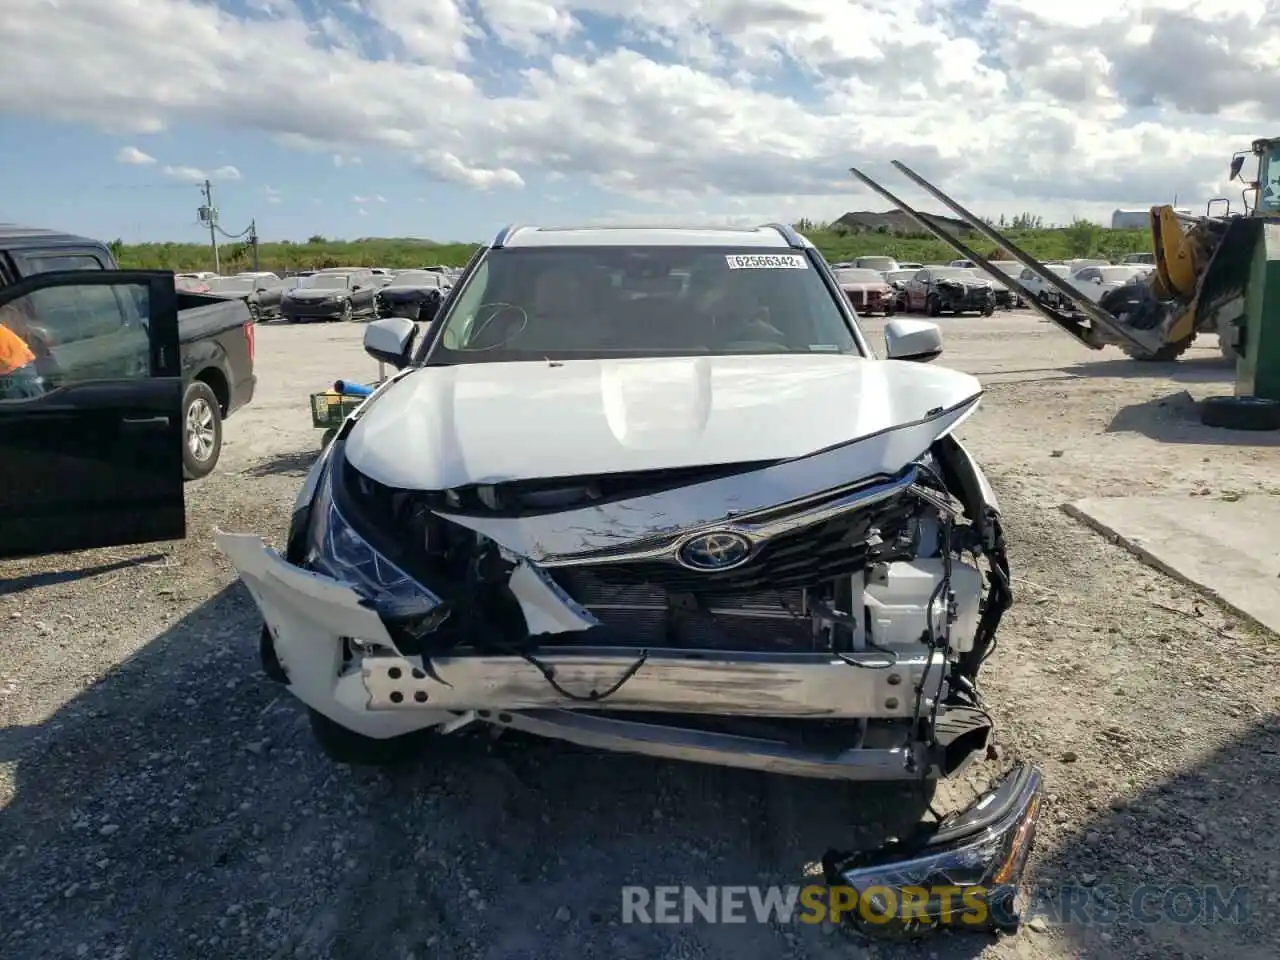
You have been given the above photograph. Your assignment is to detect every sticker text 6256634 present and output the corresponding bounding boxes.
[724,254,808,270]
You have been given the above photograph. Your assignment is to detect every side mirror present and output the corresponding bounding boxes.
[363,316,418,368]
[1229,155,1245,181]
[1092,277,1102,284]
[884,318,943,363]
[351,284,363,291]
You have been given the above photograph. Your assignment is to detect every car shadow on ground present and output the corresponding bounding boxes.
[241,449,322,478]
[1105,390,1280,447]
[1067,355,1234,383]
[0,554,169,596]
[1014,720,1279,960]
[1,583,992,960]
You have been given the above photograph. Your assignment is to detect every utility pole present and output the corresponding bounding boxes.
[249,219,260,272]
[198,179,221,274]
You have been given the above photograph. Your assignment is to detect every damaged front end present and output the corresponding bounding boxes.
[218,392,1015,786]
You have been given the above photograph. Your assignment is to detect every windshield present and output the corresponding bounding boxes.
[833,268,884,284]
[929,268,977,280]
[300,275,351,290]
[855,257,896,271]
[206,278,255,294]
[387,271,441,288]
[426,246,860,362]
[885,270,915,284]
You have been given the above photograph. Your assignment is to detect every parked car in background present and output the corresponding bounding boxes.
[279,269,378,322]
[902,266,996,316]
[205,275,286,321]
[1121,252,1155,265]
[851,256,898,275]
[948,259,977,269]
[884,269,917,312]
[373,269,451,321]
[1064,264,1154,308]
[976,261,1025,309]
[178,271,218,281]
[1017,263,1072,308]
[830,266,895,315]
[897,261,923,270]
[175,276,211,293]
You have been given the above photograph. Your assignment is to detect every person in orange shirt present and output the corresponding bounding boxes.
[0,300,43,400]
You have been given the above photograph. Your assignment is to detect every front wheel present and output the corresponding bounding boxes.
[182,380,222,480]
[925,295,941,317]
[981,302,995,317]
[340,301,353,323]
[307,708,432,766]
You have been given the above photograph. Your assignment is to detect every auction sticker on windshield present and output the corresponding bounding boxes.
[725,254,808,269]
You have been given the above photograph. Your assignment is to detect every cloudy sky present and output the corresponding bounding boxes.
[0,0,1275,243]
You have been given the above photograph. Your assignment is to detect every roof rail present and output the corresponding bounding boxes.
[761,222,805,249]
[491,224,521,248]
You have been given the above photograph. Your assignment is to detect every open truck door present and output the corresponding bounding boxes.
[0,270,185,560]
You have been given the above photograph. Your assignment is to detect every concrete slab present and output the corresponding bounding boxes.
[1062,493,1280,637]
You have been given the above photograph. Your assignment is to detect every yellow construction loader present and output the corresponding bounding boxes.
[850,136,1280,362]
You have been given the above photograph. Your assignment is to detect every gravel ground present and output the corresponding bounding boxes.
[2,313,1278,960]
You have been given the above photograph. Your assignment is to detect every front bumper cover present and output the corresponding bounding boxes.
[822,763,1043,937]
[215,530,991,781]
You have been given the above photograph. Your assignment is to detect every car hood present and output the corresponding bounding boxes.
[344,354,983,490]
[288,287,349,299]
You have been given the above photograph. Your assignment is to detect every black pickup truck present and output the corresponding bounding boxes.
[0,225,256,479]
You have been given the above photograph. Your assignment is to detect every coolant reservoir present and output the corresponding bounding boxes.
[863,559,984,653]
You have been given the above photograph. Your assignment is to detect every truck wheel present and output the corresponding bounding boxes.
[182,381,222,480]
[1200,396,1280,431]
[307,708,431,766]
[981,302,995,317]
[926,295,941,317]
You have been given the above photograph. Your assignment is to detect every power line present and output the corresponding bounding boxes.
[195,180,260,273]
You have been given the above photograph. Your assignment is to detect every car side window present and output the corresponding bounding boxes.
[20,253,106,274]
[0,283,150,401]
[1077,269,1098,282]
[915,271,929,283]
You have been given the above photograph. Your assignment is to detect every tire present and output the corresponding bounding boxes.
[340,301,353,323]
[981,302,995,317]
[1200,395,1280,431]
[307,708,430,766]
[182,380,222,481]
[1121,334,1195,362]
[926,295,941,317]
[883,304,895,317]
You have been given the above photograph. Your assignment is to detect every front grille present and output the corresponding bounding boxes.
[552,491,917,597]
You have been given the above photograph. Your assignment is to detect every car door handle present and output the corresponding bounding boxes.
[121,415,171,429]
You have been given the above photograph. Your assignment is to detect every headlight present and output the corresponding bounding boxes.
[306,465,442,620]
[823,764,1042,939]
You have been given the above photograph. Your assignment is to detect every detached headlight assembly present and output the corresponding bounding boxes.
[822,764,1042,940]
[306,466,442,621]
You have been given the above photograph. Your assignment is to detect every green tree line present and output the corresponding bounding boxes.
[111,219,1152,274]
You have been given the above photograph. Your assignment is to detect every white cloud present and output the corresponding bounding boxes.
[2,0,1277,223]
[352,194,388,203]
[264,185,282,204]
[116,145,156,165]
[162,164,242,183]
